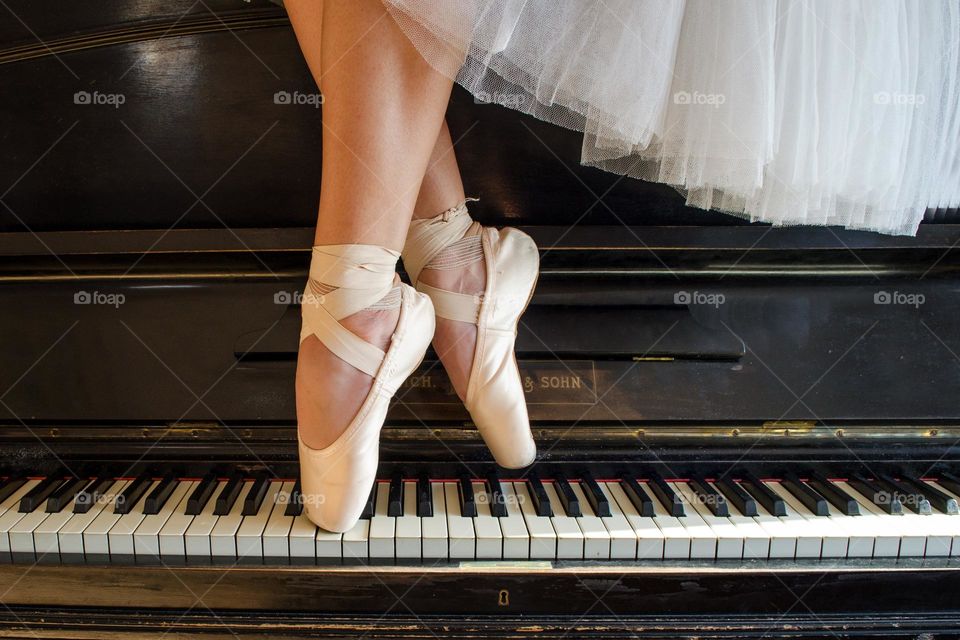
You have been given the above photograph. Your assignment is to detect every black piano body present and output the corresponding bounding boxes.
[1,2,960,638]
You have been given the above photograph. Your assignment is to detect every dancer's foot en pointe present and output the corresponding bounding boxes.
[296,245,434,532]
[404,200,539,468]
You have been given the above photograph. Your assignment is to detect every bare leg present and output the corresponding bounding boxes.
[287,0,453,448]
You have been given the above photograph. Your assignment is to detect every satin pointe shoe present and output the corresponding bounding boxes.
[298,244,434,532]
[403,200,539,468]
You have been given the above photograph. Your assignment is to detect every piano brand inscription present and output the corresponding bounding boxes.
[400,361,597,405]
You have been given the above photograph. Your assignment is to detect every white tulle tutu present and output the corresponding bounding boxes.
[383,0,960,235]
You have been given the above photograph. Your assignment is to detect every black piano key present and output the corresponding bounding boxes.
[900,475,958,515]
[242,475,270,516]
[781,475,829,516]
[360,484,376,519]
[807,474,859,516]
[143,475,179,515]
[739,472,787,516]
[938,471,960,499]
[416,474,432,518]
[214,474,244,516]
[115,475,153,514]
[486,473,508,518]
[186,473,218,515]
[74,477,113,514]
[20,476,66,513]
[45,476,89,513]
[554,476,581,517]
[580,473,611,517]
[877,474,931,515]
[388,474,403,517]
[285,479,304,517]
[0,477,27,504]
[458,476,477,518]
[645,472,684,517]
[713,478,757,517]
[619,476,655,517]
[526,476,553,517]
[690,477,729,517]
[849,474,902,515]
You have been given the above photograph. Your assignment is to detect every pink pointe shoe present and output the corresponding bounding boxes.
[298,244,434,532]
[404,201,539,468]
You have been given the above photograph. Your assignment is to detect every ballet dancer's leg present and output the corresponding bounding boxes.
[286,0,453,450]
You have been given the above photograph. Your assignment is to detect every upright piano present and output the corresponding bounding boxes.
[2,2,960,638]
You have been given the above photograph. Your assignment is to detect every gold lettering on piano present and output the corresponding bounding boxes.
[498,589,510,607]
[399,374,435,389]
[538,374,583,390]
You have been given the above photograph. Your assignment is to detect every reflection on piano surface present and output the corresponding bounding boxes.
[2,0,960,637]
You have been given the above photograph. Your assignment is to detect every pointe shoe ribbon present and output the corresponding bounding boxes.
[299,244,434,532]
[404,201,539,469]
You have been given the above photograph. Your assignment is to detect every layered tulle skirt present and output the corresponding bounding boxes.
[383,0,960,235]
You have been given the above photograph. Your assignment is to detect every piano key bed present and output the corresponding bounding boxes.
[3,472,960,565]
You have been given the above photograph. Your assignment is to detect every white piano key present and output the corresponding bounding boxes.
[671,484,717,559]
[341,514,370,563]
[210,480,254,560]
[644,483,694,559]
[513,482,557,560]
[543,482,584,559]
[58,480,128,563]
[765,481,840,558]
[395,481,422,559]
[262,481,295,562]
[473,481,503,559]
[236,481,282,563]
[33,488,90,564]
[605,482,664,559]
[591,483,637,559]
[184,480,228,562]
[748,489,798,559]
[314,520,343,562]
[707,480,771,559]
[568,481,611,559]
[810,480,877,558]
[444,482,475,560]
[133,481,193,563]
[421,482,448,560]
[83,479,151,563]
[289,511,319,565]
[106,480,160,562]
[675,482,743,559]
[925,481,960,556]
[841,481,913,556]
[499,482,530,559]
[8,500,54,562]
[0,479,42,560]
[157,481,200,563]
[369,482,395,560]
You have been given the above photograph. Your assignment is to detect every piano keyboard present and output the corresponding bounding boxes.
[2,471,960,564]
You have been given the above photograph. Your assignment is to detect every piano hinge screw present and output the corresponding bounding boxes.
[49,428,59,438]
[731,429,740,437]
[930,429,939,436]
[244,429,253,438]
[141,428,150,438]
[835,429,844,437]
[191,429,200,438]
